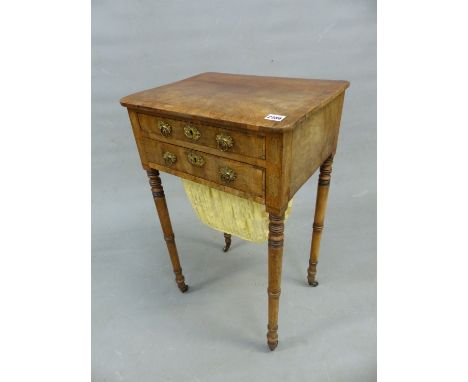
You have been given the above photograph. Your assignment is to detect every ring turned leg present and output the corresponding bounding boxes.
[147,169,188,293]
[223,233,232,252]
[267,213,285,351]
[307,155,333,287]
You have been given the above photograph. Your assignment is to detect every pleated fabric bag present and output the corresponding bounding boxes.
[182,179,292,243]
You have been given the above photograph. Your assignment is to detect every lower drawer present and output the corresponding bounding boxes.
[142,137,265,198]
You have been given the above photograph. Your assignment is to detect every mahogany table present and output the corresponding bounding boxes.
[120,72,349,350]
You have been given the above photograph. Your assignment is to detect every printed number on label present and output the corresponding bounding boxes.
[264,114,286,122]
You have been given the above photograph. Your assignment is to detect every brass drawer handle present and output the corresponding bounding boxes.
[184,125,201,141]
[159,121,172,137]
[219,166,237,183]
[163,151,177,166]
[186,151,205,167]
[216,133,234,152]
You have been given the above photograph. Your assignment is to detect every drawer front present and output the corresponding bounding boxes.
[142,137,264,198]
[138,114,265,159]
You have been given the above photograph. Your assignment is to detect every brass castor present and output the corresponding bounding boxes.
[268,340,278,351]
[308,280,319,287]
[178,284,189,293]
[223,233,232,252]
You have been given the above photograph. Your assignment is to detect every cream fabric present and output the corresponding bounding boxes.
[182,179,292,243]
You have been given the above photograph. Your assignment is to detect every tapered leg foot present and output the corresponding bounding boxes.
[267,323,279,351]
[307,155,333,287]
[307,260,319,286]
[147,169,188,292]
[223,233,232,252]
[174,270,189,293]
[267,339,278,351]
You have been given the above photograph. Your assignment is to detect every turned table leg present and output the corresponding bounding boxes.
[307,155,333,287]
[267,213,285,351]
[223,233,232,252]
[146,169,188,293]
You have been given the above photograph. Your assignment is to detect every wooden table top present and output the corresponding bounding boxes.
[120,72,349,132]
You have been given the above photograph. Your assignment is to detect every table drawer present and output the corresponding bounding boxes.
[138,114,265,160]
[142,137,264,198]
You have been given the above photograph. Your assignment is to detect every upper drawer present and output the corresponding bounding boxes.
[137,114,265,160]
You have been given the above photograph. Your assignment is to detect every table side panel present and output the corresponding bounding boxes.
[127,109,148,167]
[289,93,345,197]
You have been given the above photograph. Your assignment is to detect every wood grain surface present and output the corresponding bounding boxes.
[121,72,348,132]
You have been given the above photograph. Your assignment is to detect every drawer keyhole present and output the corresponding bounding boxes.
[187,151,205,167]
[184,125,201,141]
